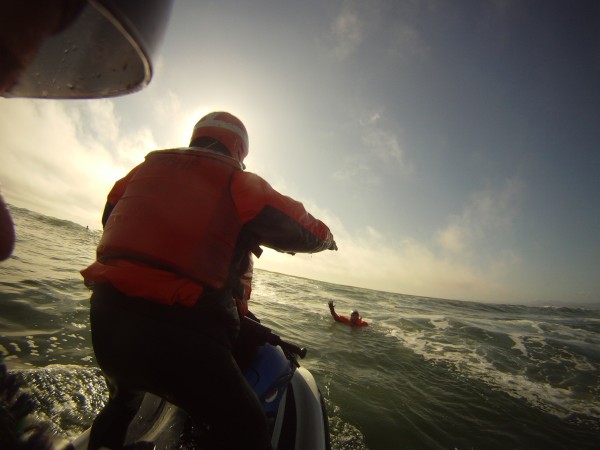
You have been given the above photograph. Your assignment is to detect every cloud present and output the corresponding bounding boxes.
[434,176,523,261]
[361,126,405,167]
[327,1,431,64]
[330,109,413,202]
[0,99,156,226]
[77,99,120,147]
[329,7,364,60]
[257,177,525,303]
[387,23,431,63]
[258,223,514,303]
[331,153,380,185]
[359,110,412,173]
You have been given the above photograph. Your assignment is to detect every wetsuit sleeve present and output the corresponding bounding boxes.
[101,165,141,228]
[334,313,352,325]
[231,171,336,254]
[329,304,343,322]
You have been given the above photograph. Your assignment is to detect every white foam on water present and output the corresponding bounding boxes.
[8,342,21,352]
[383,317,600,421]
[429,316,451,332]
[509,333,528,356]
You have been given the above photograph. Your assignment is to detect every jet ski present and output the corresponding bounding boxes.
[71,317,331,450]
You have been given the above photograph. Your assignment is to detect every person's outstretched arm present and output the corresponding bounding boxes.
[231,172,337,254]
[328,301,342,322]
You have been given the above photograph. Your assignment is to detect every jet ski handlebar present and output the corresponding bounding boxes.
[241,316,307,359]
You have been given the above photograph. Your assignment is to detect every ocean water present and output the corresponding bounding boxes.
[1,205,599,449]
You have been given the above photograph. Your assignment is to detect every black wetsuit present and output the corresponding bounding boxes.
[88,284,270,450]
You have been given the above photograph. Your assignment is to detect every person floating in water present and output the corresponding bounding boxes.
[328,301,368,327]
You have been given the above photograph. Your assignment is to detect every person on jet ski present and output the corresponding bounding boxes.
[81,111,337,450]
[328,301,369,327]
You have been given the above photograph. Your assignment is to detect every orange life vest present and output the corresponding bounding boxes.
[336,315,369,327]
[96,148,242,290]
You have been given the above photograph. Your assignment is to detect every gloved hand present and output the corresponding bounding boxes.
[328,300,335,309]
[329,240,338,251]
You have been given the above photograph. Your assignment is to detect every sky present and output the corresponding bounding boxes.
[0,0,599,306]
